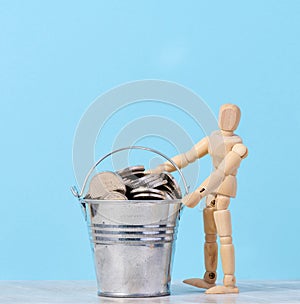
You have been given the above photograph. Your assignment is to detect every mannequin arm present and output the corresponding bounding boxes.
[183,143,248,208]
[149,137,209,174]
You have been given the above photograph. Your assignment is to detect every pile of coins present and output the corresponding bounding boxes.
[85,165,182,201]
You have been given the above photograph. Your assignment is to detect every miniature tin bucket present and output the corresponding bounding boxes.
[71,146,189,298]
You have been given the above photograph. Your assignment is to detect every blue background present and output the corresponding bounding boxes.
[1,0,299,281]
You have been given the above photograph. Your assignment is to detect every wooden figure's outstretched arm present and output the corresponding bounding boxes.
[149,137,209,174]
[183,143,248,208]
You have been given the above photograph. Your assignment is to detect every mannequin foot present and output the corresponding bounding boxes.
[183,278,216,289]
[205,285,239,294]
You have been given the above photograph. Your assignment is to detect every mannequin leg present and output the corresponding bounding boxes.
[183,194,217,289]
[206,194,239,294]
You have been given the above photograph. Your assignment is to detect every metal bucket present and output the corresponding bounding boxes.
[71,146,188,298]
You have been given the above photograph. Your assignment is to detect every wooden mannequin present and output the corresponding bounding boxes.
[150,104,247,294]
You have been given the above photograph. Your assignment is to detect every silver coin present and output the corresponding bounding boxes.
[122,178,136,187]
[90,190,127,217]
[165,191,176,200]
[117,165,145,177]
[172,188,182,199]
[119,171,145,179]
[102,191,128,200]
[160,172,177,190]
[157,184,173,193]
[147,178,168,189]
[88,171,126,199]
[130,174,162,188]
[157,183,179,200]
[130,187,166,196]
[160,172,182,198]
[130,174,159,184]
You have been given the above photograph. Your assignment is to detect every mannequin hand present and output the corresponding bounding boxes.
[182,191,203,208]
[145,164,165,175]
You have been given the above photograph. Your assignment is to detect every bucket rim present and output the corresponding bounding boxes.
[83,198,182,205]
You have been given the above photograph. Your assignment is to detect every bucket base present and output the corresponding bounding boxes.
[98,291,170,298]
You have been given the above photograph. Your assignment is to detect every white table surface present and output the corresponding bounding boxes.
[1,281,299,303]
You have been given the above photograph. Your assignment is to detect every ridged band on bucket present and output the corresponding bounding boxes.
[92,223,177,245]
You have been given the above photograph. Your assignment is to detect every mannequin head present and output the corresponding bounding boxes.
[218,104,241,132]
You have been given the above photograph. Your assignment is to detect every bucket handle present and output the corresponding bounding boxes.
[71,145,189,199]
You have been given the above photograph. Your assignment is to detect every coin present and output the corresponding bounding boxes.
[117,165,145,177]
[156,183,178,200]
[130,187,166,196]
[147,178,168,189]
[157,183,173,193]
[160,172,182,198]
[119,171,145,179]
[102,191,128,200]
[165,191,176,200]
[88,171,126,199]
[129,174,161,188]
